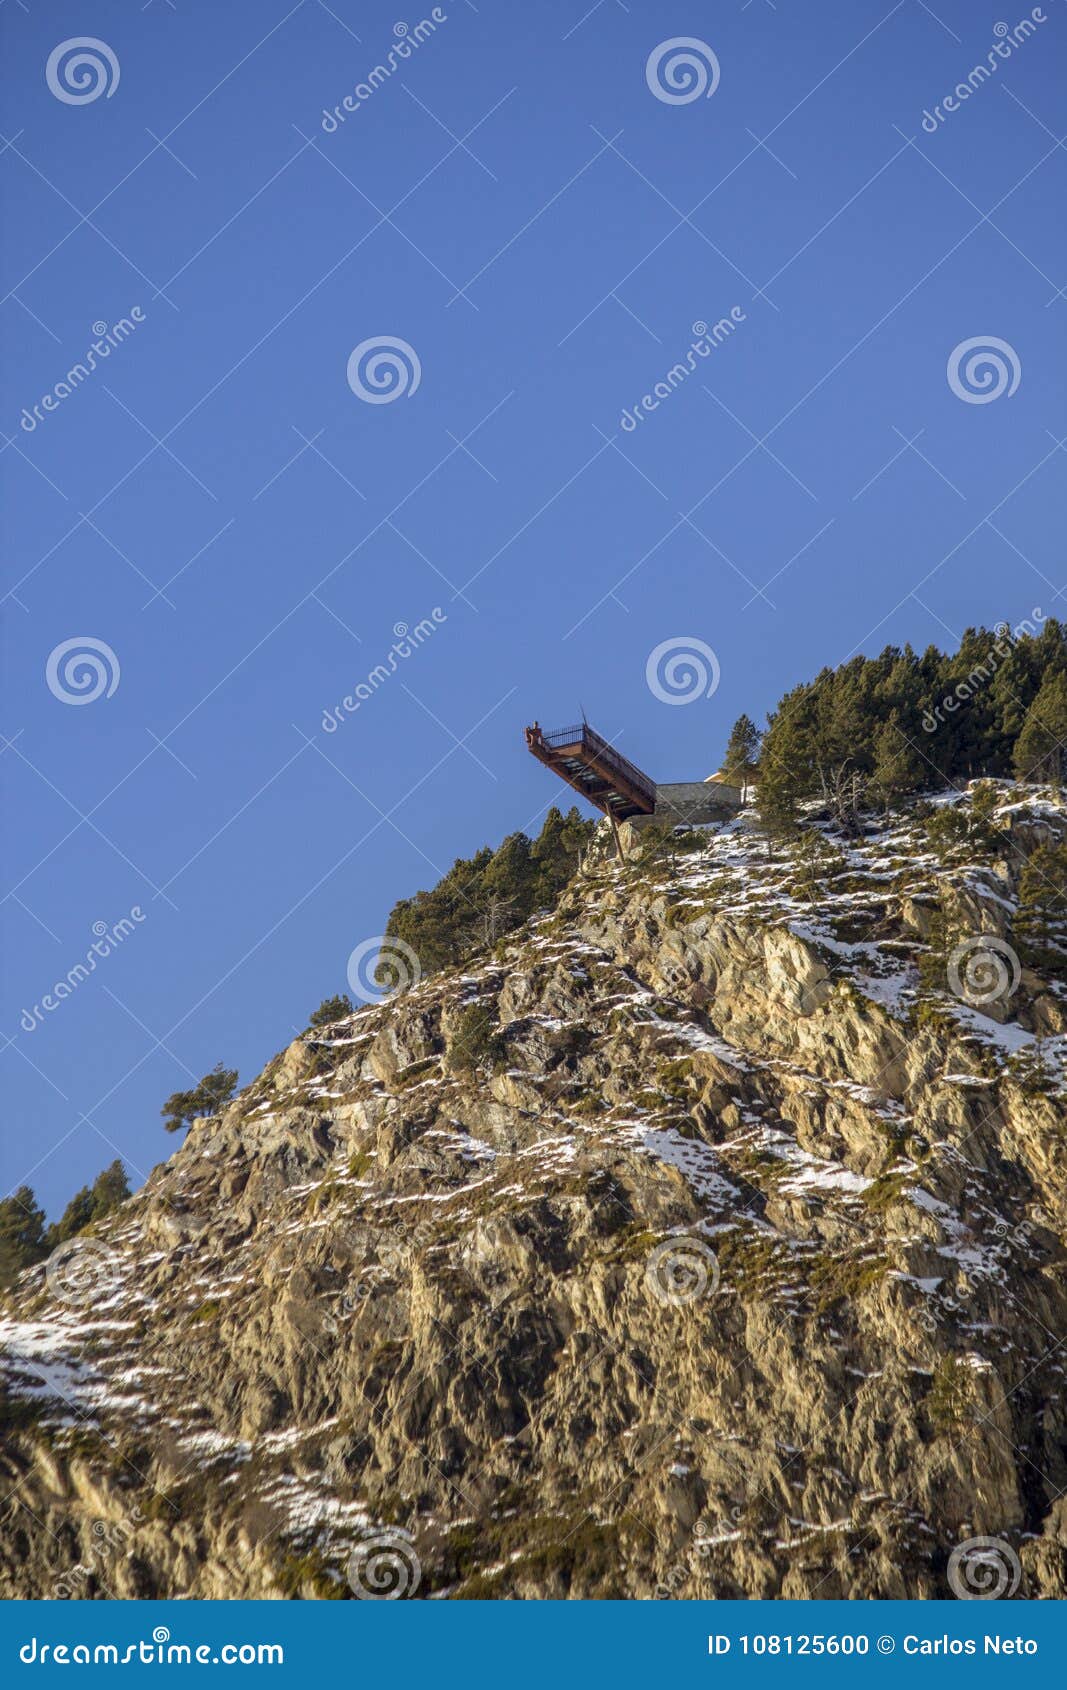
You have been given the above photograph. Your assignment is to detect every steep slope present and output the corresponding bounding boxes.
[2,786,1066,1600]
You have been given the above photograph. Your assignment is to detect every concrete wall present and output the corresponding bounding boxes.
[653,780,742,825]
[590,781,743,859]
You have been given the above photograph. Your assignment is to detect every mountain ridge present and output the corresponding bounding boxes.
[1,782,1066,1600]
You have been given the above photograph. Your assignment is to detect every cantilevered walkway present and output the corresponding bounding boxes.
[524,723,656,821]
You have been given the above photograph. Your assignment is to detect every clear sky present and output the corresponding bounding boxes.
[2,0,1065,1215]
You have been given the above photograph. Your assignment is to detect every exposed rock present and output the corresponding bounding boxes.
[2,786,1065,1600]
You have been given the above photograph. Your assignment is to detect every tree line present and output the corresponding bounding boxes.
[721,619,1067,836]
[383,805,595,975]
[0,1160,130,1289]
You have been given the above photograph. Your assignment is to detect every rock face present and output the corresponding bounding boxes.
[2,787,1066,1601]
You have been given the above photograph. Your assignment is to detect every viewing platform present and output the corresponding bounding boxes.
[524,721,742,835]
[524,723,656,819]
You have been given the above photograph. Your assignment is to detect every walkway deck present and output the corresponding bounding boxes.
[524,723,656,820]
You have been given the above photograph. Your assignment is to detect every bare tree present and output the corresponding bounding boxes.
[816,761,869,836]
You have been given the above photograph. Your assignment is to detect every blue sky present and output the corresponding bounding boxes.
[2,0,1065,1215]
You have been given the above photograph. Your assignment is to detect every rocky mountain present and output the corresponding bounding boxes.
[2,784,1066,1601]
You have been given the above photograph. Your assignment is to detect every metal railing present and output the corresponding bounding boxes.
[535,723,656,806]
[539,724,586,748]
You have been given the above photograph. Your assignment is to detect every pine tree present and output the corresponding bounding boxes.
[722,714,760,802]
[870,712,925,810]
[46,1184,94,1248]
[1008,1035,1056,1096]
[632,821,677,873]
[756,683,816,847]
[161,1064,238,1133]
[530,806,589,903]
[308,994,353,1030]
[45,1159,130,1249]
[1015,843,1067,975]
[1014,672,1067,787]
[196,1064,239,1116]
[530,806,568,880]
[160,1084,195,1134]
[917,906,952,994]
[481,832,533,912]
[942,628,1001,777]
[0,1186,47,1288]
[88,1159,130,1220]
[753,759,798,853]
[969,780,1000,829]
[792,829,844,903]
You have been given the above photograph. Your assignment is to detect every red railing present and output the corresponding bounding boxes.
[529,723,656,808]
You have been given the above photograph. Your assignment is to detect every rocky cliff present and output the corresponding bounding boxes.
[2,785,1066,1601]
